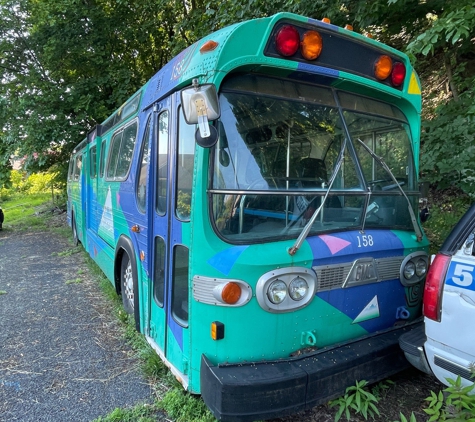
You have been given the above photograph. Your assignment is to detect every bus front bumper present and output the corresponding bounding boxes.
[201,322,422,422]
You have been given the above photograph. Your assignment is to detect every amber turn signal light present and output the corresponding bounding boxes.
[301,30,323,60]
[374,55,393,80]
[221,282,241,304]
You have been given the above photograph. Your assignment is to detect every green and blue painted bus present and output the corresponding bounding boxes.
[67,12,429,421]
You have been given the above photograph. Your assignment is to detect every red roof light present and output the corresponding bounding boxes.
[392,62,406,87]
[275,25,300,57]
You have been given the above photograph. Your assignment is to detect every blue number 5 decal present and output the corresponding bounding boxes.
[446,261,475,290]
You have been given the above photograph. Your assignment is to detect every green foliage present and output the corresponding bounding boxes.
[395,412,417,422]
[420,96,475,196]
[329,379,380,421]
[158,388,215,422]
[93,402,159,422]
[423,194,470,253]
[0,193,54,230]
[407,0,475,57]
[424,376,475,421]
[0,170,60,198]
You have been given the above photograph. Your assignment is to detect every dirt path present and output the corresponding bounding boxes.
[0,226,152,421]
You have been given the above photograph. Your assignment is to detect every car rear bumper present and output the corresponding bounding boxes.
[201,322,422,422]
[399,323,433,375]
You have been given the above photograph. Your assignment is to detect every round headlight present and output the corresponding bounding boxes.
[289,276,308,301]
[415,258,427,277]
[404,261,416,279]
[267,279,287,304]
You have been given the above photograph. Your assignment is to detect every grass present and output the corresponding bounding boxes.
[0,193,59,231]
[4,189,471,422]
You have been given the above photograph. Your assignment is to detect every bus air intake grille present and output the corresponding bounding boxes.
[313,256,404,291]
[376,257,404,281]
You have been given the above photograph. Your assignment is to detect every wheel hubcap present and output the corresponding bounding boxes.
[123,262,134,310]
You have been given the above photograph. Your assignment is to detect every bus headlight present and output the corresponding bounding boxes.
[415,258,427,277]
[400,252,429,286]
[257,267,317,313]
[289,276,308,301]
[267,279,287,304]
[403,261,415,279]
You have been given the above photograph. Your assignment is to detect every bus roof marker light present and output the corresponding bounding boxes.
[374,55,393,80]
[301,30,323,60]
[275,25,300,57]
[322,17,331,24]
[200,40,219,53]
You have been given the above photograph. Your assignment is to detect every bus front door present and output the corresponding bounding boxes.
[148,99,191,382]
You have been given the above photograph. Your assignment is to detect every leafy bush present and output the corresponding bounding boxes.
[0,169,60,197]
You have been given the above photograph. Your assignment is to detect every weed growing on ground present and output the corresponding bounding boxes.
[329,379,380,421]
[93,402,160,422]
[65,278,83,284]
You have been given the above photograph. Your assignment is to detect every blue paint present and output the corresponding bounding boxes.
[297,62,339,78]
[317,279,407,332]
[207,246,248,276]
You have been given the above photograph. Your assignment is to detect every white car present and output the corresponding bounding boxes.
[400,204,475,388]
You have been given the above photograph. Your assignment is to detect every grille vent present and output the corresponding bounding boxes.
[313,256,403,292]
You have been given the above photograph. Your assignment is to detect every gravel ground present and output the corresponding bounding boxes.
[0,213,445,422]
[0,223,153,421]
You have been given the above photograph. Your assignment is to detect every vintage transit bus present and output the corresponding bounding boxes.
[67,12,429,421]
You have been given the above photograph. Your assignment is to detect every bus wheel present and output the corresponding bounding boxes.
[121,252,135,315]
[72,214,79,246]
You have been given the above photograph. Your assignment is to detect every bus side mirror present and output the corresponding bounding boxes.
[181,80,220,148]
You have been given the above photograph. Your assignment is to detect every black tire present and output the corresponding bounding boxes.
[120,252,136,316]
[71,213,79,246]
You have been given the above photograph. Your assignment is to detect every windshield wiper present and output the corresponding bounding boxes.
[288,139,347,256]
[356,138,423,242]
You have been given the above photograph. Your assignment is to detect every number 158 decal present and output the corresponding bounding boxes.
[446,261,475,291]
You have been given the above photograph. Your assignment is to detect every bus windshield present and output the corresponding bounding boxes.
[211,74,418,243]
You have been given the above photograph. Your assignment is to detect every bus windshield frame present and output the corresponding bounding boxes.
[209,74,419,243]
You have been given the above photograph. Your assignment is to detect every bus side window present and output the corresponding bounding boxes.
[172,245,189,327]
[67,158,74,181]
[137,115,151,213]
[176,108,195,220]
[153,236,166,307]
[106,121,138,181]
[74,154,82,181]
[157,111,169,216]
[99,140,106,178]
[90,146,97,179]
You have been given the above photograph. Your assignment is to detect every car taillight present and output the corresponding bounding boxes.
[423,253,450,322]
